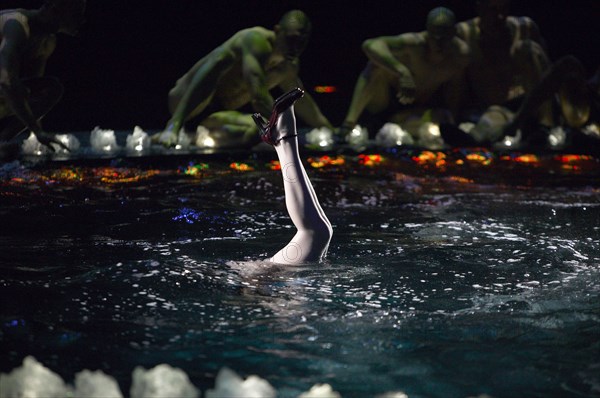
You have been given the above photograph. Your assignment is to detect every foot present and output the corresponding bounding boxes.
[151,122,180,147]
[252,88,304,145]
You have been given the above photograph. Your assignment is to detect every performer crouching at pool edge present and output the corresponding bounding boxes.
[252,88,332,264]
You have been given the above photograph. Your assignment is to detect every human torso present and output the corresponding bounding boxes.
[213,27,297,109]
[385,32,469,104]
[456,17,537,106]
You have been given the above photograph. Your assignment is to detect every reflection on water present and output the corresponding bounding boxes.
[0,159,599,397]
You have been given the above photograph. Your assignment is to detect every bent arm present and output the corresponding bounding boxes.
[362,35,412,79]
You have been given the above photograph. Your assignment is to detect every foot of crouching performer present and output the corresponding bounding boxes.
[252,88,333,264]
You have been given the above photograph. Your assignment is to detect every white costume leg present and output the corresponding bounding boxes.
[269,107,332,264]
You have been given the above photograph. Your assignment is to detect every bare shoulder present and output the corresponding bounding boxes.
[399,31,426,46]
[231,26,273,53]
[508,15,537,28]
[455,18,478,41]
[0,9,31,38]
[507,16,540,38]
[236,26,272,40]
[367,31,426,51]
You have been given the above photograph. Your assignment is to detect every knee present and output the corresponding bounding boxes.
[313,222,333,244]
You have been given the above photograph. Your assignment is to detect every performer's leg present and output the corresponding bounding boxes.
[269,107,332,264]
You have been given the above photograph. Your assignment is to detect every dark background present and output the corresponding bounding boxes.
[6,0,600,132]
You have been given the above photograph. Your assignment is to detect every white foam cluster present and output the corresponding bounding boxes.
[375,123,414,147]
[126,126,151,153]
[344,124,369,149]
[0,356,69,397]
[131,364,198,398]
[53,134,81,154]
[21,132,80,156]
[175,129,192,150]
[195,125,216,148]
[547,126,567,148]
[495,130,522,149]
[91,126,120,153]
[0,356,355,398]
[305,127,334,149]
[21,132,50,156]
[470,105,515,144]
[298,383,342,398]
[205,367,276,398]
[416,122,445,150]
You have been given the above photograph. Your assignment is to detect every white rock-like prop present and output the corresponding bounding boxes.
[376,392,409,398]
[494,129,522,150]
[174,129,192,150]
[582,123,600,138]
[375,123,414,147]
[73,369,123,398]
[458,122,476,134]
[52,134,80,154]
[345,124,369,149]
[21,132,50,156]
[470,105,514,144]
[0,356,70,398]
[195,125,216,148]
[417,122,445,150]
[130,364,199,398]
[298,383,342,398]
[205,367,276,398]
[305,127,334,149]
[548,126,567,148]
[91,126,120,153]
[21,132,81,156]
[126,126,151,153]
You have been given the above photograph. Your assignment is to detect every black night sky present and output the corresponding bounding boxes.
[6,0,600,133]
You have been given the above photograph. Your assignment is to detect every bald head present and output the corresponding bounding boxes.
[426,7,456,30]
[276,10,312,60]
[425,7,457,52]
[279,9,312,35]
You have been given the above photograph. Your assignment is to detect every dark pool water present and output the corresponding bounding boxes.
[1,151,599,397]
